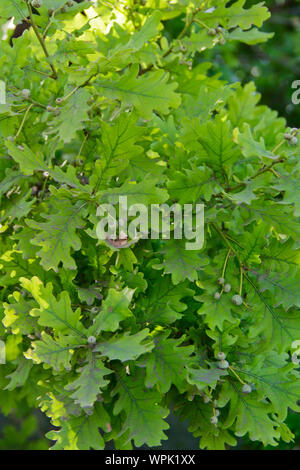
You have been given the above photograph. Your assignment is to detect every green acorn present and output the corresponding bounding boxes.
[218,359,229,369]
[31,0,42,8]
[207,28,217,36]
[87,336,96,345]
[242,384,252,394]
[232,294,243,306]
[290,136,298,146]
[21,89,31,98]
[217,351,226,360]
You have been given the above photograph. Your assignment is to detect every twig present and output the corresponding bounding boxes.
[15,103,34,139]
[26,1,58,79]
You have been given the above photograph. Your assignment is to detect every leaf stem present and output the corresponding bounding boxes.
[229,366,246,385]
[221,248,231,279]
[15,103,34,139]
[272,138,285,154]
[228,158,285,193]
[42,5,63,39]
[211,223,243,268]
[26,1,58,80]
[193,19,210,30]
[239,265,243,296]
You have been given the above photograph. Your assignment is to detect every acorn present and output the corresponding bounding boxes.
[217,351,226,360]
[242,384,252,394]
[232,294,243,306]
[31,0,42,8]
[87,336,96,345]
[21,89,31,98]
[207,28,217,36]
[290,136,298,146]
[218,359,229,369]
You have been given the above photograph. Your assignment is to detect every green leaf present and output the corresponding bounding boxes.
[228,82,260,127]
[112,370,169,447]
[5,141,46,176]
[157,239,208,285]
[219,382,280,446]
[95,329,153,362]
[90,288,134,334]
[5,356,32,391]
[167,165,221,203]
[1,190,35,221]
[20,277,85,338]
[235,123,276,161]
[65,354,112,408]
[0,170,24,197]
[175,396,237,450]
[183,115,240,176]
[197,285,238,330]
[274,170,300,217]
[227,27,274,45]
[100,175,169,206]
[47,403,111,450]
[0,249,44,287]
[144,331,194,393]
[187,364,228,391]
[90,112,144,190]
[26,197,88,271]
[26,332,75,371]
[52,89,91,143]
[196,0,270,30]
[234,353,300,421]
[96,65,181,119]
[0,1,28,24]
[3,291,37,335]
[139,276,194,325]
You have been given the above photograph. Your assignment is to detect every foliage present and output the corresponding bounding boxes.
[201,0,300,126]
[0,0,300,450]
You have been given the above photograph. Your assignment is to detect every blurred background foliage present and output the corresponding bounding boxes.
[164,0,300,126]
[1,0,300,450]
[208,0,300,127]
